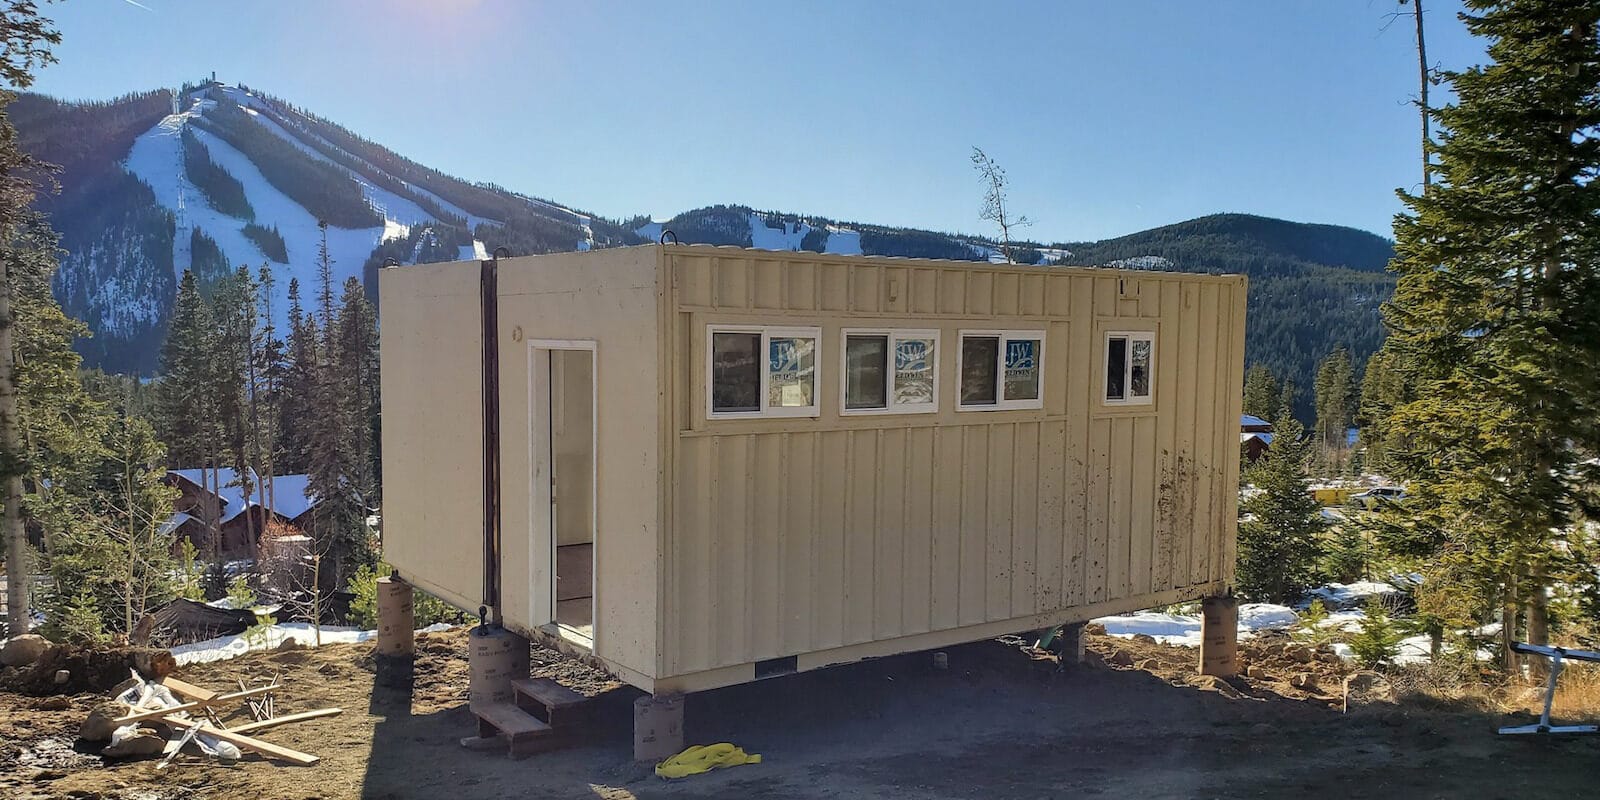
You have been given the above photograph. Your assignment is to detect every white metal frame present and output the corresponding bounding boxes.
[838,328,941,416]
[527,339,599,649]
[705,324,822,420]
[1103,330,1156,406]
[1498,642,1600,735]
[955,329,1046,412]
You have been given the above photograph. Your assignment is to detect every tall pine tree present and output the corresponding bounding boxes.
[1383,0,1600,668]
[1312,347,1356,472]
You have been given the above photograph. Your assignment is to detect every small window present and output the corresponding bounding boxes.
[708,326,820,418]
[841,329,938,414]
[957,330,1044,411]
[1105,331,1154,405]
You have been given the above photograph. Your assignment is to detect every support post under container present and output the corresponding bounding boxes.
[1199,596,1239,677]
[1053,623,1086,664]
[374,574,414,688]
[633,694,684,762]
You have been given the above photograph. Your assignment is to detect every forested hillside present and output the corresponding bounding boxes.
[1061,214,1395,418]
[18,83,1392,400]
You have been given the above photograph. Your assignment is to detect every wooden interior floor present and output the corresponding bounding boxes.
[556,543,593,640]
[556,598,593,641]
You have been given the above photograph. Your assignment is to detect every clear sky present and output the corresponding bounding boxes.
[33,0,1485,242]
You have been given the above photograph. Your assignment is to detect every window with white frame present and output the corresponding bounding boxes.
[707,325,820,418]
[957,330,1044,411]
[841,329,939,414]
[1105,331,1154,405]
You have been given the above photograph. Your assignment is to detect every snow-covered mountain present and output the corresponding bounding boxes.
[18,82,638,373]
[18,81,1396,396]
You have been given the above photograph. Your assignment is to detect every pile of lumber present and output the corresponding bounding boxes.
[79,673,341,767]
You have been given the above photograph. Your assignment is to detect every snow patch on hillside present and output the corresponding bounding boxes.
[231,99,434,230]
[1106,255,1173,271]
[222,87,502,231]
[125,100,390,333]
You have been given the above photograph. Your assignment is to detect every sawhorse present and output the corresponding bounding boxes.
[1497,642,1600,735]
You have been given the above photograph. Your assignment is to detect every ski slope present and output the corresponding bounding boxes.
[122,89,503,332]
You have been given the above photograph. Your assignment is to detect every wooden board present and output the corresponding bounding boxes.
[228,708,343,735]
[160,677,218,702]
[113,685,274,726]
[160,715,320,766]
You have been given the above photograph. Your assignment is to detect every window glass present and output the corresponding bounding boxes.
[960,336,999,405]
[768,335,816,408]
[845,335,888,409]
[893,337,936,406]
[1003,339,1040,401]
[1106,336,1127,401]
[711,332,761,412]
[1130,338,1151,398]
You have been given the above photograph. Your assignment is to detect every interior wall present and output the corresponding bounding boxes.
[552,350,595,547]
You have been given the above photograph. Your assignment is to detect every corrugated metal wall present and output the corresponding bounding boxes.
[661,250,1245,679]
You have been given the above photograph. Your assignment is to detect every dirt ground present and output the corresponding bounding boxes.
[2,627,1597,800]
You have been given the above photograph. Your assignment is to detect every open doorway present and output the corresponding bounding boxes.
[530,342,596,645]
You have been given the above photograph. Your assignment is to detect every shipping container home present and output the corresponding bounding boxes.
[380,244,1247,695]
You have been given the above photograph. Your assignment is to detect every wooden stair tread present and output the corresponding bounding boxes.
[511,677,586,710]
[473,702,552,738]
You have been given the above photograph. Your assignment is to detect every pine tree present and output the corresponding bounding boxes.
[253,265,286,518]
[211,266,259,558]
[1242,364,1281,422]
[156,271,214,467]
[1312,347,1356,472]
[1236,408,1327,603]
[334,276,379,505]
[276,279,316,474]
[1355,345,1409,473]
[1381,0,1600,670]
[1,0,63,635]
[46,410,178,638]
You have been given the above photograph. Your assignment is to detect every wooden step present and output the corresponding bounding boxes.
[473,700,552,745]
[511,677,586,711]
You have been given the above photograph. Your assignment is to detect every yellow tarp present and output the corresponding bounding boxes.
[654,743,763,779]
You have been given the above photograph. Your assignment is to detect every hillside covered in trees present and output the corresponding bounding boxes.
[17,82,1393,401]
[1061,214,1395,417]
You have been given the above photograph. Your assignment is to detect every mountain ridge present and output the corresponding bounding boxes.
[16,81,1394,406]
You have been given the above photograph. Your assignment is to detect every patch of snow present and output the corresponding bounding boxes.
[125,103,386,335]
[748,212,810,251]
[1304,581,1401,611]
[635,221,664,243]
[220,87,500,231]
[232,100,436,229]
[823,225,862,256]
[1106,255,1173,271]
[1093,603,1299,647]
[172,621,457,665]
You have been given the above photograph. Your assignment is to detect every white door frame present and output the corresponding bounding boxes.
[526,339,598,647]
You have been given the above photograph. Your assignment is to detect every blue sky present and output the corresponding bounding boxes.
[35,1,1484,241]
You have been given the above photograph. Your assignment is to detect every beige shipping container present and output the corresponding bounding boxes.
[380,244,1247,694]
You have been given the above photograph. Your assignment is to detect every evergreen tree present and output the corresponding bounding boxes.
[334,277,379,505]
[45,410,178,639]
[1356,345,1409,473]
[1312,347,1356,472]
[1382,0,1600,669]
[1,0,64,635]
[276,279,316,473]
[211,266,258,558]
[1236,408,1327,603]
[253,265,287,517]
[156,271,214,467]
[1242,364,1281,422]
